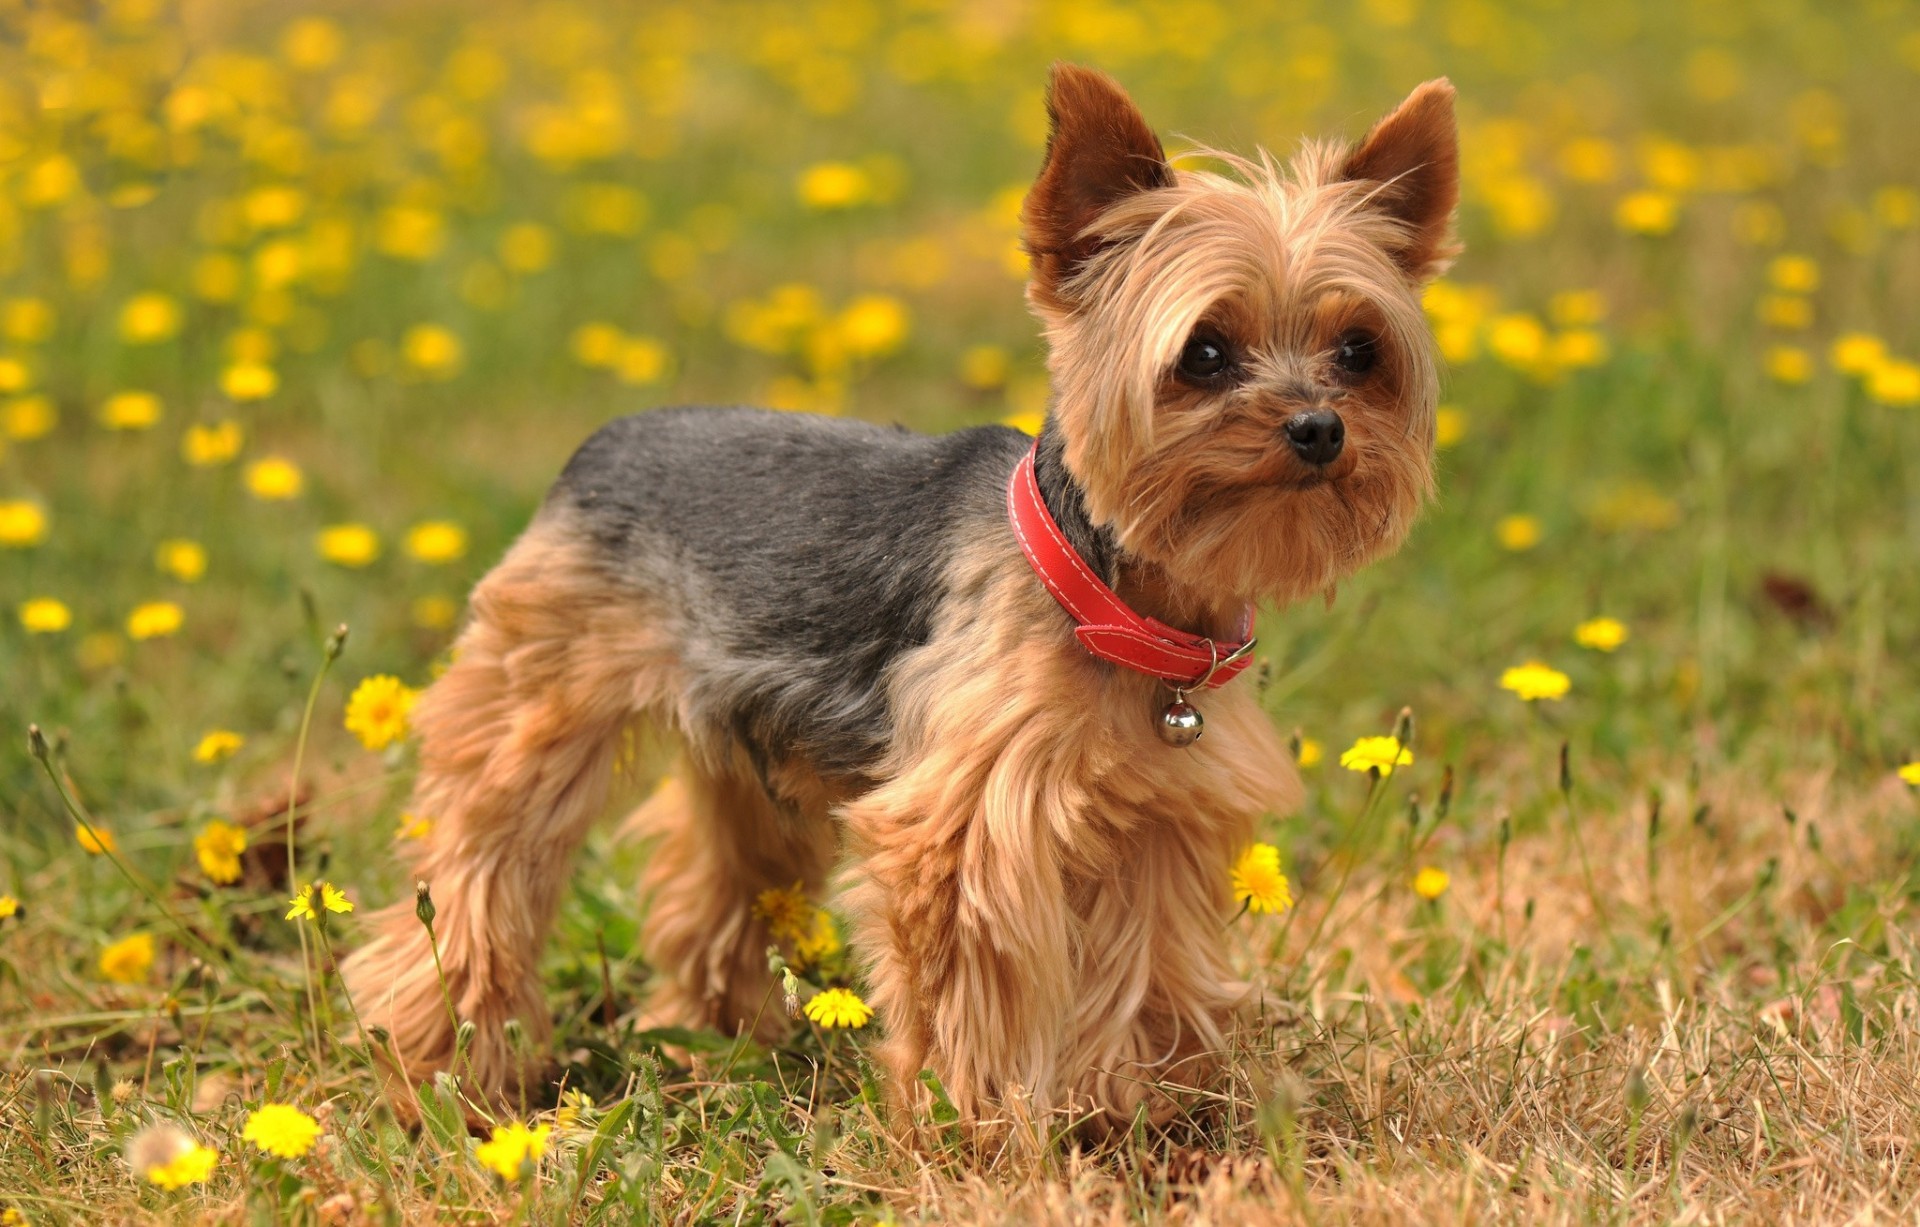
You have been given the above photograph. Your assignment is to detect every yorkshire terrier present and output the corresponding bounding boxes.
[344,64,1457,1132]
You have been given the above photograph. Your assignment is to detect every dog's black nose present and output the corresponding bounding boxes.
[1285,410,1345,466]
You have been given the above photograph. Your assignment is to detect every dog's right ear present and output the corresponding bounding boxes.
[1023,64,1173,305]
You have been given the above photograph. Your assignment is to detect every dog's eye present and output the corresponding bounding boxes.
[1334,331,1378,376]
[1177,333,1230,380]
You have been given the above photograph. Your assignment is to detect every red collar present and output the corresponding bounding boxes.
[1006,442,1256,691]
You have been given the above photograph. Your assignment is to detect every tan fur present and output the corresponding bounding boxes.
[347,65,1451,1139]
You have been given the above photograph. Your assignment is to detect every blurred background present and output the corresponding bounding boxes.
[1,0,1916,870]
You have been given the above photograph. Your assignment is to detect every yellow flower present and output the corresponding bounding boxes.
[1615,190,1679,236]
[99,391,163,431]
[128,601,184,640]
[19,597,71,633]
[100,933,154,983]
[1767,254,1819,293]
[412,595,459,630]
[396,813,432,840]
[1500,661,1572,701]
[0,894,17,921]
[803,986,873,1029]
[754,882,817,945]
[1496,514,1542,551]
[182,420,243,466]
[1434,405,1465,449]
[1574,618,1629,652]
[1867,359,1920,406]
[796,162,870,209]
[245,456,304,500]
[1487,313,1546,368]
[0,357,32,392]
[345,674,418,750]
[1296,737,1323,767]
[4,394,57,440]
[1339,736,1413,778]
[1231,843,1294,915]
[1001,410,1045,436]
[837,295,909,357]
[129,1125,217,1190]
[286,881,354,921]
[1765,345,1814,384]
[795,910,843,965]
[1413,866,1450,901]
[221,362,279,401]
[405,521,467,564]
[960,345,1009,389]
[613,336,670,385]
[1898,762,1920,786]
[0,501,48,547]
[241,1103,322,1159]
[316,523,380,568]
[76,824,118,855]
[281,16,342,70]
[193,729,245,763]
[194,820,247,885]
[119,292,183,344]
[499,222,555,273]
[1758,295,1812,330]
[401,324,464,379]
[156,539,207,583]
[570,323,624,367]
[3,296,56,343]
[475,1121,552,1180]
[1831,333,1887,376]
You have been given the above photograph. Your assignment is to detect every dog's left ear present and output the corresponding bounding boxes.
[1341,79,1460,282]
[1023,63,1174,305]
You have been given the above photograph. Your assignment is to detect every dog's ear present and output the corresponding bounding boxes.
[1023,63,1174,304]
[1341,79,1460,282]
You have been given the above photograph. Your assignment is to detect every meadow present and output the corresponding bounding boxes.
[3,0,1920,1222]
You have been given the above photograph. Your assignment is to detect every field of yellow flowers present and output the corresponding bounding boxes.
[3,1,1919,1223]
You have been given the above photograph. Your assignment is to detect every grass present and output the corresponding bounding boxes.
[3,0,1920,1222]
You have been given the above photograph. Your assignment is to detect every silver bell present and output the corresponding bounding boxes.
[1158,698,1204,747]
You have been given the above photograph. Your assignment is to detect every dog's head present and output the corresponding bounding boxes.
[1024,65,1458,606]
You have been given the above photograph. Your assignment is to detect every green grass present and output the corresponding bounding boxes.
[3,1,1920,1222]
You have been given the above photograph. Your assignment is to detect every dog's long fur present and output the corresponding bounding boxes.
[344,64,1457,1132]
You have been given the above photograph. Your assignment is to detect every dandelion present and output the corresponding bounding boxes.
[344,675,418,750]
[1296,737,1323,767]
[241,1104,322,1159]
[127,601,184,640]
[1574,617,1629,651]
[396,813,432,840]
[1496,514,1542,551]
[156,539,207,583]
[182,420,243,466]
[475,1121,552,1180]
[1615,190,1679,235]
[1340,735,1413,778]
[570,322,624,367]
[1413,866,1451,901]
[118,293,183,344]
[127,1125,217,1190]
[0,358,31,392]
[76,824,118,855]
[245,456,304,500]
[194,821,246,885]
[1231,843,1294,915]
[960,344,1009,389]
[499,222,555,273]
[4,395,56,440]
[286,881,354,921]
[797,162,869,209]
[3,297,55,343]
[404,520,467,563]
[1001,410,1045,436]
[100,933,155,983]
[1765,345,1814,384]
[1896,762,1920,786]
[1867,359,1920,406]
[837,295,909,356]
[0,894,18,921]
[99,391,163,431]
[0,501,48,547]
[412,595,459,630]
[803,986,874,1029]
[1768,254,1819,293]
[194,729,245,763]
[401,324,464,378]
[221,362,279,401]
[1831,333,1887,376]
[613,337,670,385]
[316,523,380,567]
[19,597,71,633]
[1434,406,1465,448]
[1500,661,1572,701]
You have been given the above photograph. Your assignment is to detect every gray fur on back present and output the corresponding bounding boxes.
[547,406,1032,785]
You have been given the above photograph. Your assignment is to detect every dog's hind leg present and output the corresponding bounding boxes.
[627,755,838,1042]
[343,513,678,1107]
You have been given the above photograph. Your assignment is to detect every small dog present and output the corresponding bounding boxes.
[344,64,1457,1131]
